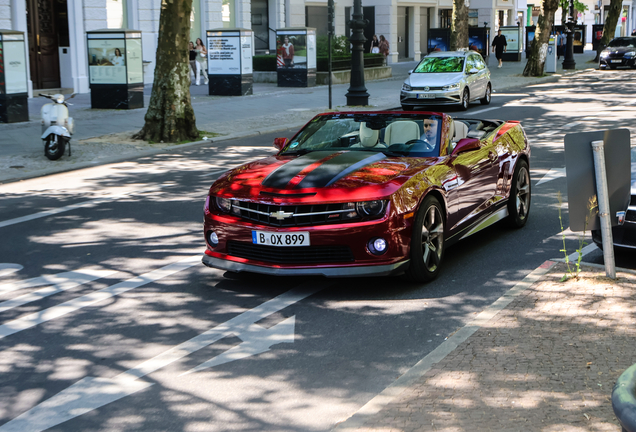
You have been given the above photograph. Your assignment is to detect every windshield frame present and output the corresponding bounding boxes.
[281,113,444,158]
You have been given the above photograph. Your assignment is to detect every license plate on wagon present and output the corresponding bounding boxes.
[416,93,434,99]
[252,231,311,246]
[611,60,622,63]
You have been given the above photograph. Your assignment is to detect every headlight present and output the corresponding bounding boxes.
[600,50,610,58]
[356,200,386,217]
[215,197,233,213]
[442,83,461,91]
[624,51,636,57]
[402,83,412,91]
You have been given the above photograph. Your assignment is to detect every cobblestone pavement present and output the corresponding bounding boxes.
[334,262,636,432]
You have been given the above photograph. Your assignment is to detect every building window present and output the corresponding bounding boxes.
[223,0,235,28]
[439,9,452,28]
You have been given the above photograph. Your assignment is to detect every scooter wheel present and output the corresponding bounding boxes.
[44,134,66,161]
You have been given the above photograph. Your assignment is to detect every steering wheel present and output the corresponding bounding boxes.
[405,138,434,151]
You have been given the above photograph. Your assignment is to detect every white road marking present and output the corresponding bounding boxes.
[0,269,116,313]
[467,107,499,115]
[183,316,297,374]
[536,167,566,185]
[0,264,22,278]
[0,282,324,432]
[0,255,201,340]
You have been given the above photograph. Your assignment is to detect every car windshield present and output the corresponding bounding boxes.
[413,56,465,73]
[281,113,443,157]
[608,37,636,48]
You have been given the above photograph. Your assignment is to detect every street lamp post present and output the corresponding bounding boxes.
[345,0,369,106]
[562,0,576,69]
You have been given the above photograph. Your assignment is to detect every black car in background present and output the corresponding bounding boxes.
[599,37,636,69]
[592,148,636,250]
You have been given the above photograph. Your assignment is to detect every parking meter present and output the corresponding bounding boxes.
[546,35,557,73]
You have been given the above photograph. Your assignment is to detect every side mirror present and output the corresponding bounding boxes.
[408,69,413,75]
[467,68,479,74]
[451,138,481,155]
[273,137,288,151]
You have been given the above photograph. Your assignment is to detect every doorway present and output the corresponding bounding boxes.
[252,0,269,53]
[397,7,409,59]
[26,0,69,89]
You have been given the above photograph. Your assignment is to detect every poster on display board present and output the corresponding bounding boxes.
[88,39,127,84]
[240,36,253,74]
[3,42,28,94]
[126,39,143,83]
[208,35,241,75]
[307,34,316,69]
[500,26,521,52]
[277,32,307,69]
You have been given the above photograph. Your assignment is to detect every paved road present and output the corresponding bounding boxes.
[0,68,634,432]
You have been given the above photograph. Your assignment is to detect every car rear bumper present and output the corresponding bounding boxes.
[202,252,410,277]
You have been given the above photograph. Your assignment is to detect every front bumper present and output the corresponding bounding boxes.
[600,56,636,68]
[400,88,462,106]
[202,253,410,277]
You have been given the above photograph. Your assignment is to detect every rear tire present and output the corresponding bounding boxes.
[406,195,445,282]
[507,159,531,228]
[460,88,469,111]
[480,83,492,105]
[44,134,65,161]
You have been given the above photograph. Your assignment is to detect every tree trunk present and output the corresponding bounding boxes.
[133,0,198,143]
[593,0,622,62]
[523,0,559,76]
[450,0,469,50]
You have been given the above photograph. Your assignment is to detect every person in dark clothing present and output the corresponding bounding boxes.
[188,41,197,83]
[492,29,507,68]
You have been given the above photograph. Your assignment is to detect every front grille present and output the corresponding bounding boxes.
[412,86,444,91]
[227,241,354,264]
[231,201,359,227]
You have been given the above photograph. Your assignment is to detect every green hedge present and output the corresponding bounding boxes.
[252,53,385,72]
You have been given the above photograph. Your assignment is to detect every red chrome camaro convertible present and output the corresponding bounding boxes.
[202,111,531,282]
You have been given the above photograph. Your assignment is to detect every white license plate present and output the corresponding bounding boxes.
[611,59,622,63]
[252,231,310,247]
[416,93,434,99]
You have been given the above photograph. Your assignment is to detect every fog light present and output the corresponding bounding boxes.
[368,237,387,255]
[208,231,219,247]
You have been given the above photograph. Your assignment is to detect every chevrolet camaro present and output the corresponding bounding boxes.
[202,111,531,282]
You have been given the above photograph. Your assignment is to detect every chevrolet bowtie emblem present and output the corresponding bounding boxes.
[270,210,294,220]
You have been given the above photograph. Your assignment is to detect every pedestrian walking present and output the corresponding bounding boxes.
[188,41,197,83]
[195,38,209,85]
[557,31,565,59]
[379,35,390,65]
[492,29,507,68]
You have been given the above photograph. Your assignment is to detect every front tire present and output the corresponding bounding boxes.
[406,195,445,282]
[44,134,65,161]
[460,88,470,111]
[507,159,531,228]
[480,83,492,105]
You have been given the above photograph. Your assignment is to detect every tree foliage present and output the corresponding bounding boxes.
[559,0,588,25]
[133,0,198,143]
[593,0,622,61]
[523,0,560,76]
[450,0,469,50]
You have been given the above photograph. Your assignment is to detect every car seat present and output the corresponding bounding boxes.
[385,121,421,145]
[359,122,380,148]
[453,121,469,142]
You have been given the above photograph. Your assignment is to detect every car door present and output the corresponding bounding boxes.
[447,135,499,232]
[473,54,489,97]
[464,55,480,101]
[466,54,485,99]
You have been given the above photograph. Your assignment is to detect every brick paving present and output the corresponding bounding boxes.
[337,262,636,432]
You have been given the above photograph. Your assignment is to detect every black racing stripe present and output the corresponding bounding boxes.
[296,151,386,189]
[261,151,337,189]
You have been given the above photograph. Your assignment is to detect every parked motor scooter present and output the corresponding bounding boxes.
[40,93,76,160]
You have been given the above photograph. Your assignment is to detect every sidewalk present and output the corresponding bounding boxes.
[0,50,597,184]
[333,262,636,432]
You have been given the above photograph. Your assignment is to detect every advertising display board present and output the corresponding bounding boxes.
[525,26,536,54]
[573,25,586,53]
[500,25,523,61]
[0,30,28,123]
[592,24,604,51]
[468,27,490,58]
[207,28,254,96]
[276,28,316,87]
[86,30,144,110]
[427,28,450,53]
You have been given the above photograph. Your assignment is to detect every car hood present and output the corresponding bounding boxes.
[210,150,437,202]
[605,46,636,54]
[407,72,464,87]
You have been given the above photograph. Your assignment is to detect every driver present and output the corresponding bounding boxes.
[423,119,438,144]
